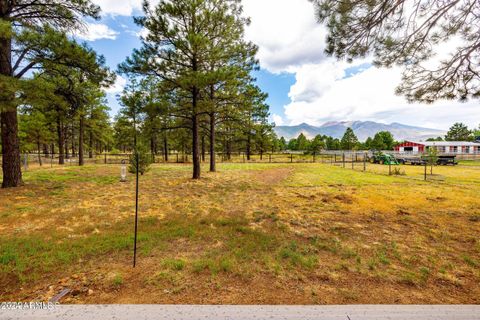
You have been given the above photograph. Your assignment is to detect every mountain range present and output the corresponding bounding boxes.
[274,121,446,142]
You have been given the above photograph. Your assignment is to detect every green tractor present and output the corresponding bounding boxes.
[370,152,399,165]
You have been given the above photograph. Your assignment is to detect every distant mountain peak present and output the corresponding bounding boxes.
[321,121,342,127]
[274,120,446,141]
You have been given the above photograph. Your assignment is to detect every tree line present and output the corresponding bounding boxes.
[0,0,116,188]
[282,129,396,152]
[282,122,480,153]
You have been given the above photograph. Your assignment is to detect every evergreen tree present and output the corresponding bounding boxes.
[365,137,373,149]
[237,84,271,161]
[18,108,52,165]
[474,125,480,140]
[370,131,395,150]
[34,44,114,166]
[278,137,287,151]
[426,137,444,142]
[445,123,472,141]
[287,138,298,151]
[296,133,310,151]
[309,135,326,154]
[370,135,386,151]
[340,128,359,150]
[326,136,341,150]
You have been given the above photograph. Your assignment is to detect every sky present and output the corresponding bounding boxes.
[79,0,479,131]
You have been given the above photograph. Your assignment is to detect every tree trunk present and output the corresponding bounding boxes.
[88,130,93,158]
[43,144,49,157]
[192,107,200,178]
[163,134,168,162]
[0,30,23,188]
[71,124,76,158]
[1,110,23,188]
[150,135,156,163]
[209,112,216,172]
[201,134,206,162]
[79,115,84,166]
[56,116,65,165]
[246,134,251,161]
[226,139,231,160]
[64,124,69,160]
[37,140,42,166]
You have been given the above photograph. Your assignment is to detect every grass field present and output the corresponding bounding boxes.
[0,162,479,304]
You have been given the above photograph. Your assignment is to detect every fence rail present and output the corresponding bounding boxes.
[0,150,478,171]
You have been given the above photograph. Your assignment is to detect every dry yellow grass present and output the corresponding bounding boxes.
[0,162,479,304]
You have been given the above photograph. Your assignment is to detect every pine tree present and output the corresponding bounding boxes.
[296,133,310,151]
[33,43,114,166]
[341,128,359,150]
[445,123,472,141]
[309,135,326,154]
[278,137,287,151]
[18,108,52,165]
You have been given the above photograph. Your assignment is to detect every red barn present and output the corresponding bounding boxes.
[395,141,480,154]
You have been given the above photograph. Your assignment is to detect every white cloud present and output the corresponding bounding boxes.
[92,0,160,16]
[243,0,480,129]
[92,0,142,16]
[136,27,149,39]
[243,0,327,73]
[75,22,118,41]
[106,75,127,94]
[284,65,480,129]
[272,114,285,126]
[288,62,347,103]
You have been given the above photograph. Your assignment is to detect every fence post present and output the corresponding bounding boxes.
[269,154,272,163]
[343,153,345,168]
[104,153,107,164]
[176,153,179,163]
[352,156,354,170]
[313,152,316,163]
[23,154,28,172]
[389,162,392,176]
[424,162,427,181]
[363,153,367,172]
[334,154,337,163]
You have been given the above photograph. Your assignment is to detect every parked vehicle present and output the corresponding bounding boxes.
[396,157,426,165]
[436,156,458,166]
[370,152,399,165]
[396,155,457,166]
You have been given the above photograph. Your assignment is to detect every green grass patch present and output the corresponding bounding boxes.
[163,258,186,271]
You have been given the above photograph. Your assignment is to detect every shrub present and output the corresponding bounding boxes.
[390,167,406,176]
[129,145,152,175]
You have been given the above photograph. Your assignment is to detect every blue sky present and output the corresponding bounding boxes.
[82,0,479,130]
[82,12,296,121]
